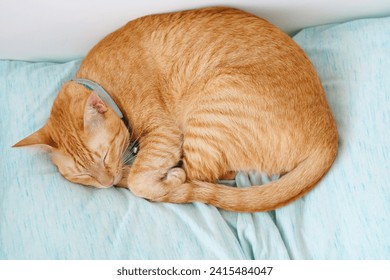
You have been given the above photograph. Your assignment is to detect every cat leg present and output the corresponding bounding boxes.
[182,134,228,182]
[126,125,186,200]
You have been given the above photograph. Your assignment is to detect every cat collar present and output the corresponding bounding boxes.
[72,78,124,119]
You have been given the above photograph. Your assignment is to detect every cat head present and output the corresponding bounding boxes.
[13,82,130,188]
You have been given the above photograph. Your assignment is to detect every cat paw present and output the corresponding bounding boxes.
[163,167,186,188]
[127,168,185,201]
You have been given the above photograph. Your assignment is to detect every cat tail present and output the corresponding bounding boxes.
[166,145,337,212]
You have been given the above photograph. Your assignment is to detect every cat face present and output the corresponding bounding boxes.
[13,82,130,188]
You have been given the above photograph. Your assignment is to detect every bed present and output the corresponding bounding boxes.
[1,1,390,259]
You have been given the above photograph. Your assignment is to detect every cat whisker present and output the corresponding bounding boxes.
[121,125,147,165]
[121,147,138,165]
[130,125,147,145]
[121,139,131,158]
[122,150,133,161]
[123,155,137,165]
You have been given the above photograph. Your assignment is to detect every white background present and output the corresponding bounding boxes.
[1,0,390,62]
[1,260,390,279]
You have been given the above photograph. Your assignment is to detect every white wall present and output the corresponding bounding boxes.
[1,0,389,62]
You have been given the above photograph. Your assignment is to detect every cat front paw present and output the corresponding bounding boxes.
[127,168,186,201]
[164,167,186,188]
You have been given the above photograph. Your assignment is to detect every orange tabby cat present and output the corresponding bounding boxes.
[14,7,338,212]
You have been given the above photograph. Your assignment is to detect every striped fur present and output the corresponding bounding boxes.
[14,7,338,212]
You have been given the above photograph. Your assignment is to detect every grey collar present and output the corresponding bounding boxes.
[72,78,124,119]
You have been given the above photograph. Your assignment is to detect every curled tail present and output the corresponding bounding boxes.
[163,145,337,212]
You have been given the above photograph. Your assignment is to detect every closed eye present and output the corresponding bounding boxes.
[74,173,92,179]
[103,150,109,165]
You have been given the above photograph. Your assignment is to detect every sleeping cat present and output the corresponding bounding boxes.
[13,7,338,212]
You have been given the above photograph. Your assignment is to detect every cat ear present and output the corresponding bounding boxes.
[12,125,56,152]
[84,92,107,131]
[87,92,108,114]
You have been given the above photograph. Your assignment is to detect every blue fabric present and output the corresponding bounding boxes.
[274,17,390,259]
[1,17,389,259]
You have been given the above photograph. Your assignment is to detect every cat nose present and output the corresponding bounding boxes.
[104,179,114,187]
[99,177,115,188]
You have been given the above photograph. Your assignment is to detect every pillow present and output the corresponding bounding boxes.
[275,16,390,259]
[1,16,389,260]
[0,61,288,259]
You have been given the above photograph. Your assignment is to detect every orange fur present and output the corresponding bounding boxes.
[14,7,338,212]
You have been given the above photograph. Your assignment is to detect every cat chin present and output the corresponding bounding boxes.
[95,174,122,189]
[112,174,122,187]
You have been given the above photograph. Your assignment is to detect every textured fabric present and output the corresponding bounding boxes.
[1,17,389,259]
[274,17,390,259]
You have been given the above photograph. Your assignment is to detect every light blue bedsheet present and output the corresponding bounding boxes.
[1,17,389,259]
